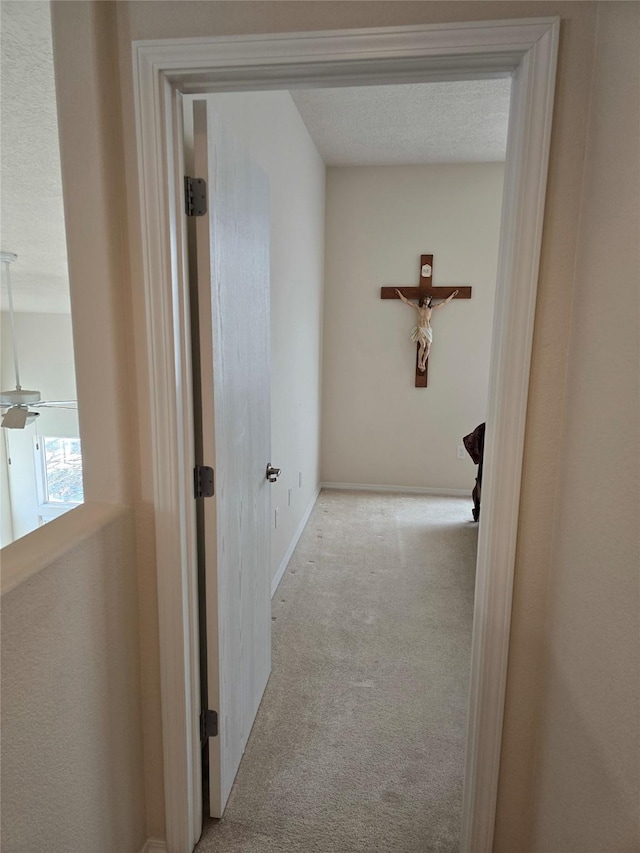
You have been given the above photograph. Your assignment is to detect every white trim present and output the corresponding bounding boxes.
[460,22,559,853]
[132,55,201,853]
[131,19,559,853]
[322,482,469,498]
[271,486,321,597]
[139,840,168,853]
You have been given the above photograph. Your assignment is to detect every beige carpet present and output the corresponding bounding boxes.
[196,489,477,853]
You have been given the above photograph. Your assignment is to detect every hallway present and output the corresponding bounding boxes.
[197,490,477,853]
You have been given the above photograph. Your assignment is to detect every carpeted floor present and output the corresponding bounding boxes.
[196,490,477,853]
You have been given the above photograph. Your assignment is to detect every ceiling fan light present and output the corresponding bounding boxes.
[0,407,40,429]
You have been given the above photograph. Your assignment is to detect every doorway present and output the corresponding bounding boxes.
[185,81,506,849]
[132,19,559,853]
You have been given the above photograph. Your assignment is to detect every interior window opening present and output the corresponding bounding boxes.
[0,1,82,546]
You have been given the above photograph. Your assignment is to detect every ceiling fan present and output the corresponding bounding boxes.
[1,251,78,429]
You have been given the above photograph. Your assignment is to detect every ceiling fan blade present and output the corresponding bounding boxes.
[32,400,78,408]
[1,406,28,429]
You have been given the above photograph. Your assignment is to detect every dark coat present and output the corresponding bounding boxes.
[463,423,485,522]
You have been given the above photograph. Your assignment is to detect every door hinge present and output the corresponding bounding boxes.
[194,464,215,498]
[184,176,207,217]
[201,708,218,740]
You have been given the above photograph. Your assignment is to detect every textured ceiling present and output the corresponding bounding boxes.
[0,1,70,313]
[0,10,510,314]
[290,80,511,166]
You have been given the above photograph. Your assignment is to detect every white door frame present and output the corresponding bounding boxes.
[131,19,559,853]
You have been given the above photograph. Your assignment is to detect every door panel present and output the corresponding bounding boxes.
[193,98,272,818]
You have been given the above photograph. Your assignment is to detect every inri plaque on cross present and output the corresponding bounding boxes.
[381,254,472,388]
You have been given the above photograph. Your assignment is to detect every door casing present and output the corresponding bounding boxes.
[131,18,559,853]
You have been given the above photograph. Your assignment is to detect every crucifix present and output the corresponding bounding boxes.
[381,254,472,387]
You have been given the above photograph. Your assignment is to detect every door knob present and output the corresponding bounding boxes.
[266,464,281,483]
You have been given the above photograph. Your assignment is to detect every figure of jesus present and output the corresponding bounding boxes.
[395,288,459,372]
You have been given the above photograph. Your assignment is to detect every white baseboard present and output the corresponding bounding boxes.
[139,840,167,853]
[271,486,321,597]
[321,482,470,498]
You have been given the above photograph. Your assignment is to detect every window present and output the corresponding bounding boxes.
[34,437,84,523]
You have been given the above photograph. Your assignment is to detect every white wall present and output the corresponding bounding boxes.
[1,4,147,851]
[191,92,326,584]
[529,4,639,850]
[33,1,632,847]
[1,312,78,423]
[322,163,503,491]
[1,506,147,853]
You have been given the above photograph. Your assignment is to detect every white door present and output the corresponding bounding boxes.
[192,98,272,818]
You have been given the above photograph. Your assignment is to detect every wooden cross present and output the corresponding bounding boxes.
[381,254,472,387]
